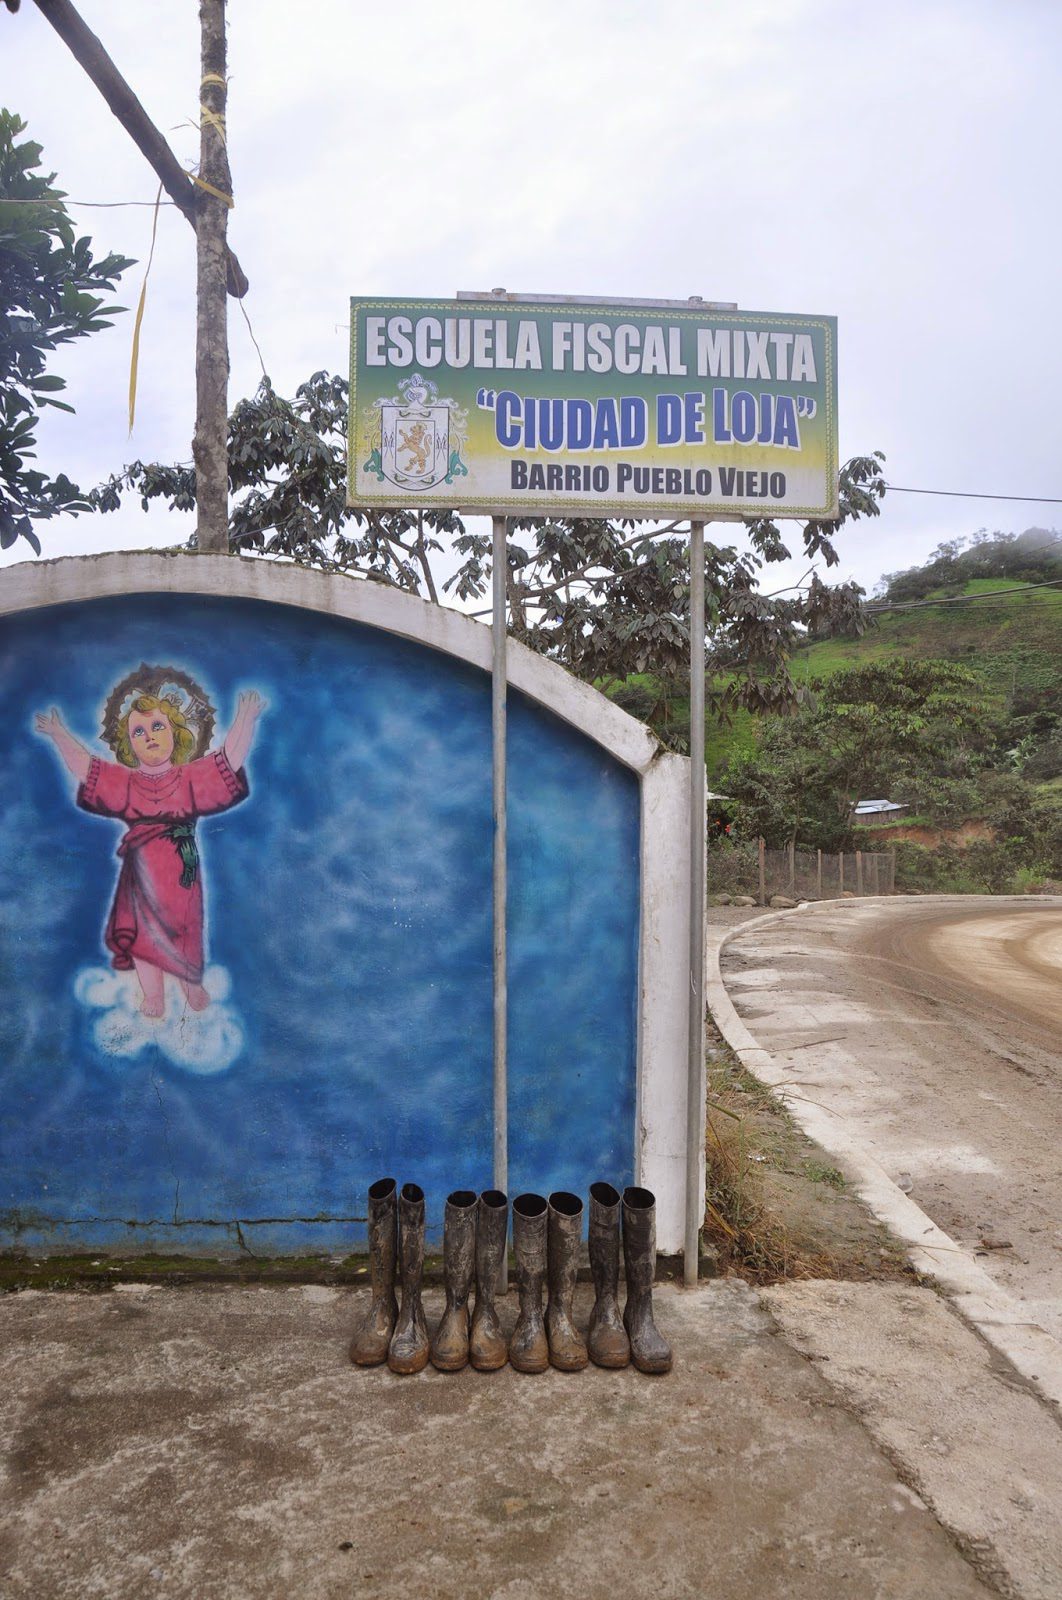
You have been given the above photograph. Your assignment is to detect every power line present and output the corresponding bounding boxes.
[871,596,1062,616]
[885,483,1062,505]
[0,196,178,208]
[868,578,1062,614]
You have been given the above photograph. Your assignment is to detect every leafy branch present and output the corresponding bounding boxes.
[0,109,134,551]
[90,368,887,708]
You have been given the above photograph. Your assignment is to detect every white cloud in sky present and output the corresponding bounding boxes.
[3,0,1059,597]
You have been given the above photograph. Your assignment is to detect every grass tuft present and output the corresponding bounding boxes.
[702,1035,911,1285]
[704,1094,837,1282]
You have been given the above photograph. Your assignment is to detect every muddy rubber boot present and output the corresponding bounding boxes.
[587,1181,630,1369]
[470,1189,509,1371]
[509,1193,549,1374]
[387,1183,430,1375]
[430,1189,477,1372]
[621,1186,672,1375]
[349,1177,398,1366]
[546,1191,589,1371]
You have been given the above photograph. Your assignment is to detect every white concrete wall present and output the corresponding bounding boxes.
[0,552,695,1253]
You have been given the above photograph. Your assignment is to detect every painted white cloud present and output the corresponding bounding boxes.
[74,964,244,1075]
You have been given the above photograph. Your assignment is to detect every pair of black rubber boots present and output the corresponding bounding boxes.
[348,1179,671,1377]
[510,1184,672,1375]
[349,1181,508,1376]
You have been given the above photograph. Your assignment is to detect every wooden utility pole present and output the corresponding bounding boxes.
[193,0,230,554]
[31,0,248,296]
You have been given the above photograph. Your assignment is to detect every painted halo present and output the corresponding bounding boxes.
[101,663,216,762]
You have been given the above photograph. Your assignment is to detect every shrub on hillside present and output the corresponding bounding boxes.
[893,806,1061,893]
[1025,732,1062,781]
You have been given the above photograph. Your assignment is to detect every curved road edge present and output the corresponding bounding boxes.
[706,895,1062,1413]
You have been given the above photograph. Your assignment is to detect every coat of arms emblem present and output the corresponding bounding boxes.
[362,374,468,493]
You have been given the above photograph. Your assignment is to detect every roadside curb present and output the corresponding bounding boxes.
[706,896,1062,1413]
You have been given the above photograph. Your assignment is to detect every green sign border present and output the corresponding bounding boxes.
[348,298,838,521]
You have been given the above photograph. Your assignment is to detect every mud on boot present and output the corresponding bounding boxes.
[546,1191,589,1371]
[388,1182,430,1375]
[587,1181,630,1369]
[622,1186,672,1375]
[509,1193,549,1374]
[349,1177,398,1367]
[430,1189,477,1372]
[470,1189,509,1371]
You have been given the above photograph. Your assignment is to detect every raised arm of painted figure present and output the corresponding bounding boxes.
[34,707,92,782]
[223,689,267,772]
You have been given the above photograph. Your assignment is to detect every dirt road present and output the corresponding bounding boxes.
[720,897,1062,1340]
[904,905,1062,1038]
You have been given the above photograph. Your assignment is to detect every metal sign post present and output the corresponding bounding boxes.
[492,513,509,1288]
[685,520,706,1287]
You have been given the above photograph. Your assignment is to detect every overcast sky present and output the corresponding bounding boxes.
[3,0,1059,600]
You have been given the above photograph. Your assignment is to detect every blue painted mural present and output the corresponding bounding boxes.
[0,594,640,1253]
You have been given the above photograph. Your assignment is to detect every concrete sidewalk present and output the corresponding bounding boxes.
[3,1279,1057,1600]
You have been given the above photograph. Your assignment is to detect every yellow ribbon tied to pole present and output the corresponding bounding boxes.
[128,76,235,430]
[192,174,234,207]
[196,75,234,205]
[127,183,163,434]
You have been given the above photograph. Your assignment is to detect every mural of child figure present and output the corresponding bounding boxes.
[36,670,266,1019]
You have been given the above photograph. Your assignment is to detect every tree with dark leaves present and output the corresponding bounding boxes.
[724,658,995,848]
[91,368,886,711]
[0,109,134,554]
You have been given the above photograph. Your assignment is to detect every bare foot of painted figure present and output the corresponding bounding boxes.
[179,980,211,1012]
[133,957,166,1018]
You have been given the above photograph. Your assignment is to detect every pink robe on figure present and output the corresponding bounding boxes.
[78,749,249,983]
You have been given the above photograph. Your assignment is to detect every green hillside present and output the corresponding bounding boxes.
[792,578,1062,697]
[707,578,1061,781]
[1036,775,1062,811]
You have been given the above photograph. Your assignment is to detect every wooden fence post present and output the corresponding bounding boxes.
[758,837,766,906]
[839,851,845,895]
[816,847,823,900]
[788,839,796,894]
[856,849,864,896]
